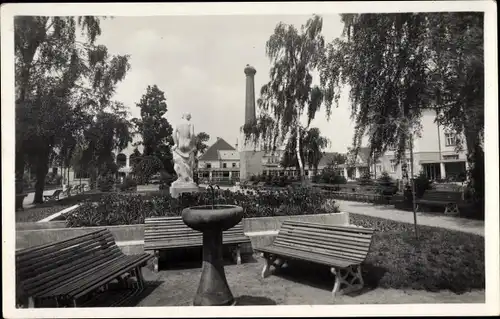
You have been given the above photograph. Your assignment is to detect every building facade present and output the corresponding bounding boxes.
[376,109,468,181]
[197,138,240,183]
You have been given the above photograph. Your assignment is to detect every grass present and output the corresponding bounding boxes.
[16,203,74,223]
[350,213,485,293]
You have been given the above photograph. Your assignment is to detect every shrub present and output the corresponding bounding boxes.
[349,213,485,293]
[159,171,176,190]
[65,186,336,227]
[119,176,137,191]
[413,172,433,198]
[376,172,398,196]
[132,155,164,184]
[97,174,115,192]
[358,171,373,186]
[45,172,62,186]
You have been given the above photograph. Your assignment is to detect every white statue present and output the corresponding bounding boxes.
[171,113,197,189]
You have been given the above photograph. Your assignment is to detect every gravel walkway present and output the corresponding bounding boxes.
[122,255,485,307]
[335,200,484,236]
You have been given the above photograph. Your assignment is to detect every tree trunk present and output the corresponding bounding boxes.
[33,148,50,204]
[15,150,26,194]
[296,128,305,182]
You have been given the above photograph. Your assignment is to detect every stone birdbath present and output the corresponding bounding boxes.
[181,184,243,306]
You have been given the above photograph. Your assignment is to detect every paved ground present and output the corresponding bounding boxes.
[122,255,484,307]
[335,200,485,236]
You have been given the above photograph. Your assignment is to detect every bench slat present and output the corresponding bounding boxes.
[277,227,373,246]
[143,217,249,251]
[274,239,366,260]
[278,224,373,242]
[57,254,151,299]
[16,229,110,261]
[276,232,371,252]
[255,220,374,268]
[17,232,116,271]
[16,228,153,306]
[26,250,123,297]
[284,220,375,235]
[258,245,354,268]
[20,244,121,287]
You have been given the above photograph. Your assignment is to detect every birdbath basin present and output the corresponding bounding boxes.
[182,205,243,306]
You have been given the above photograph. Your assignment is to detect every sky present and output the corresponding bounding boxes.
[95,15,356,153]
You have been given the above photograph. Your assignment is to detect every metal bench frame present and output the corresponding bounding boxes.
[144,216,251,272]
[16,229,152,308]
[255,220,375,298]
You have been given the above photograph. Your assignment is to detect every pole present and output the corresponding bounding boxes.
[409,133,419,240]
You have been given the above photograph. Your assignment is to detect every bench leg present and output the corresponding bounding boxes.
[331,265,364,298]
[135,266,145,290]
[444,203,459,216]
[232,246,242,265]
[27,297,35,308]
[261,254,277,278]
[153,250,159,272]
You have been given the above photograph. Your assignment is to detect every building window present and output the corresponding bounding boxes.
[445,133,456,147]
[52,167,58,175]
[376,165,382,173]
[222,163,227,168]
[443,154,459,160]
[390,159,397,173]
[206,163,211,169]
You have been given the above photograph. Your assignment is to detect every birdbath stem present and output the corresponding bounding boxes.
[182,204,243,306]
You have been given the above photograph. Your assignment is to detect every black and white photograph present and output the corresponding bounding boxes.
[2,1,498,318]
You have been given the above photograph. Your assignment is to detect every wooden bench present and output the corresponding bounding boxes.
[43,189,63,202]
[415,190,467,216]
[16,229,153,308]
[254,220,375,298]
[144,216,251,272]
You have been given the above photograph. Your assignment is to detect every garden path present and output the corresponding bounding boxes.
[336,200,484,236]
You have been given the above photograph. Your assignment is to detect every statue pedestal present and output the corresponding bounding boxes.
[169,181,199,198]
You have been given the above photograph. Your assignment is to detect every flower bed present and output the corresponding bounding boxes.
[66,186,338,227]
[350,213,485,293]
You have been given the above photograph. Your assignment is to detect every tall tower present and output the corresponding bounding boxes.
[239,64,263,181]
[244,64,256,124]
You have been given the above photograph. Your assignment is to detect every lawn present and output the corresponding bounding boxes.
[349,213,485,293]
[16,203,74,223]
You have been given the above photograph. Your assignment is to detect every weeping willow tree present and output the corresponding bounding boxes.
[281,127,330,176]
[320,13,430,165]
[243,15,326,181]
[320,12,484,210]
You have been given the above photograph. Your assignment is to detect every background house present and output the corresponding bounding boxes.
[197,137,240,183]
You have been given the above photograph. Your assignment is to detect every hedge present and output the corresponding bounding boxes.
[66,186,339,227]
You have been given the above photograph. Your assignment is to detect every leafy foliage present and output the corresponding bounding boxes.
[66,186,337,226]
[281,127,329,176]
[320,12,484,212]
[358,170,373,186]
[132,85,174,173]
[243,15,326,179]
[413,171,433,198]
[15,16,130,202]
[131,155,164,184]
[97,174,116,192]
[313,163,347,185]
